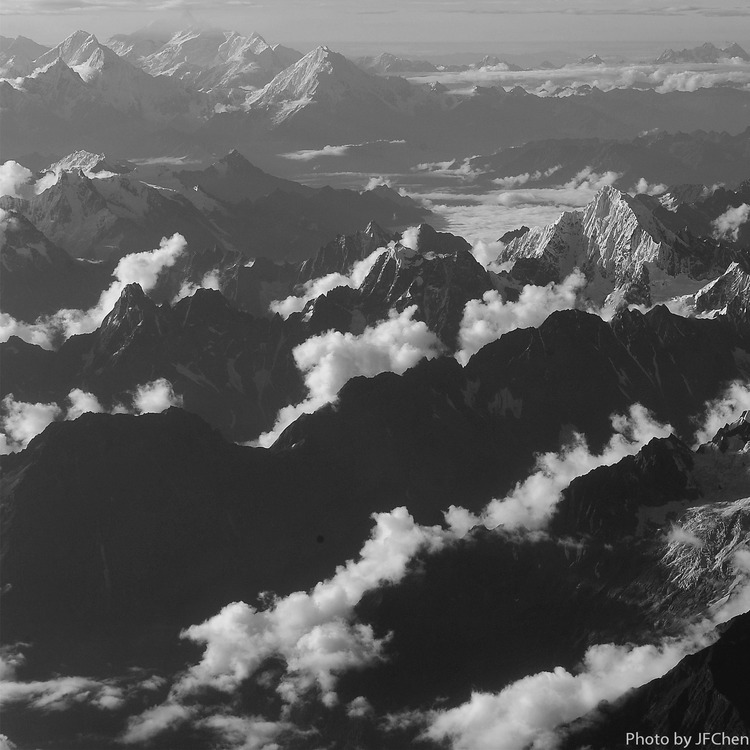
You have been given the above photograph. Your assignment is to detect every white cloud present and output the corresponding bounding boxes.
[256,305,443,447]
[122,703,196,745]
[692,380,750,446]
[634,177,667,195]
[132,378,183,414]
[270,246,386,320]
[0,675,124,713]
[712,203,750,240]
[123,508,449,743]
[666,524,705,548]
[492,166,561,189]
[280,144,352,161]
[0,395,61,453]
[426,543,750,750]
[0,161,34,199]
[405,59,750,97]
[0,233,186,350]
[425,637,706,750]
[172,270,221,303]
[445,404,673,536]
[455,270,587,365]
[1,380,182,454]
[65,388,104,420]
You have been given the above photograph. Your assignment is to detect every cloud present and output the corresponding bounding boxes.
[408,170,621,245]
[0,161,34,199]
[405,58,750,96]
[122,703,196,745]
[132,379,183,414]
[712,203,750,240]
[425,638,706,750]
[0,674,124,713]
[445,404,673,536]
[256,305,443,447]
[0,380,181,454]
[172,270,221,303]
[270,246,386,320]
[634,177,667,195]
[124,508,449,742]
[425,542,750,750]
[0,233,186,350]
[692,380,750,446]
[280,144,352,161]
[666,524,705,548]
[492,166,561,189]
[0,396,62,454]
[65,388,104,420]
[455,270,587,366]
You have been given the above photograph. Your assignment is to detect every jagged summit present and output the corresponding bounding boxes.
[34,30,120,70]
[655,41,750,64]
[497,184,729,305]
[247,45,372,107]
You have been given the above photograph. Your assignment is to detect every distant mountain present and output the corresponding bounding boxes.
[354,52,439,74]
[108,28,302,93]
[228,45,438,144]
[0,149,427,263]
[462,128,750,191]
[30,30,209,125]
[577,53,606,65]
[656,41,750,64]
[0,32,209,159]
[0,34,49,77]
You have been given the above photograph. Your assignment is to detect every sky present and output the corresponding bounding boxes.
[1,0,749,57]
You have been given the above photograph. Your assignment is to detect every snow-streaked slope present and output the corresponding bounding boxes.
[136,28,302,92]
[27,30,209,126]
[245,45,429,122]
[498,185,728,305]
[0,35,49,77]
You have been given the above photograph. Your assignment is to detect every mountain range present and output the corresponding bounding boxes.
[2,22,750,750]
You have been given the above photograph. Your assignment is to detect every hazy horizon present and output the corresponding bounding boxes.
[2,1,749,60]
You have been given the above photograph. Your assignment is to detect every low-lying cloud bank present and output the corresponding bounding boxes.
[406,59,750,96]
[0,233,186,349]
[0,379,182,454]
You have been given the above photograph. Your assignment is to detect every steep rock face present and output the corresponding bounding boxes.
[550,435,699,540]
[354,234,490,347]
[1,285,307,443]
[498,185,730,305]
[297,221,393,283]
[559,612,750,748]
[0,210,111,318]
[696,261,750,318]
